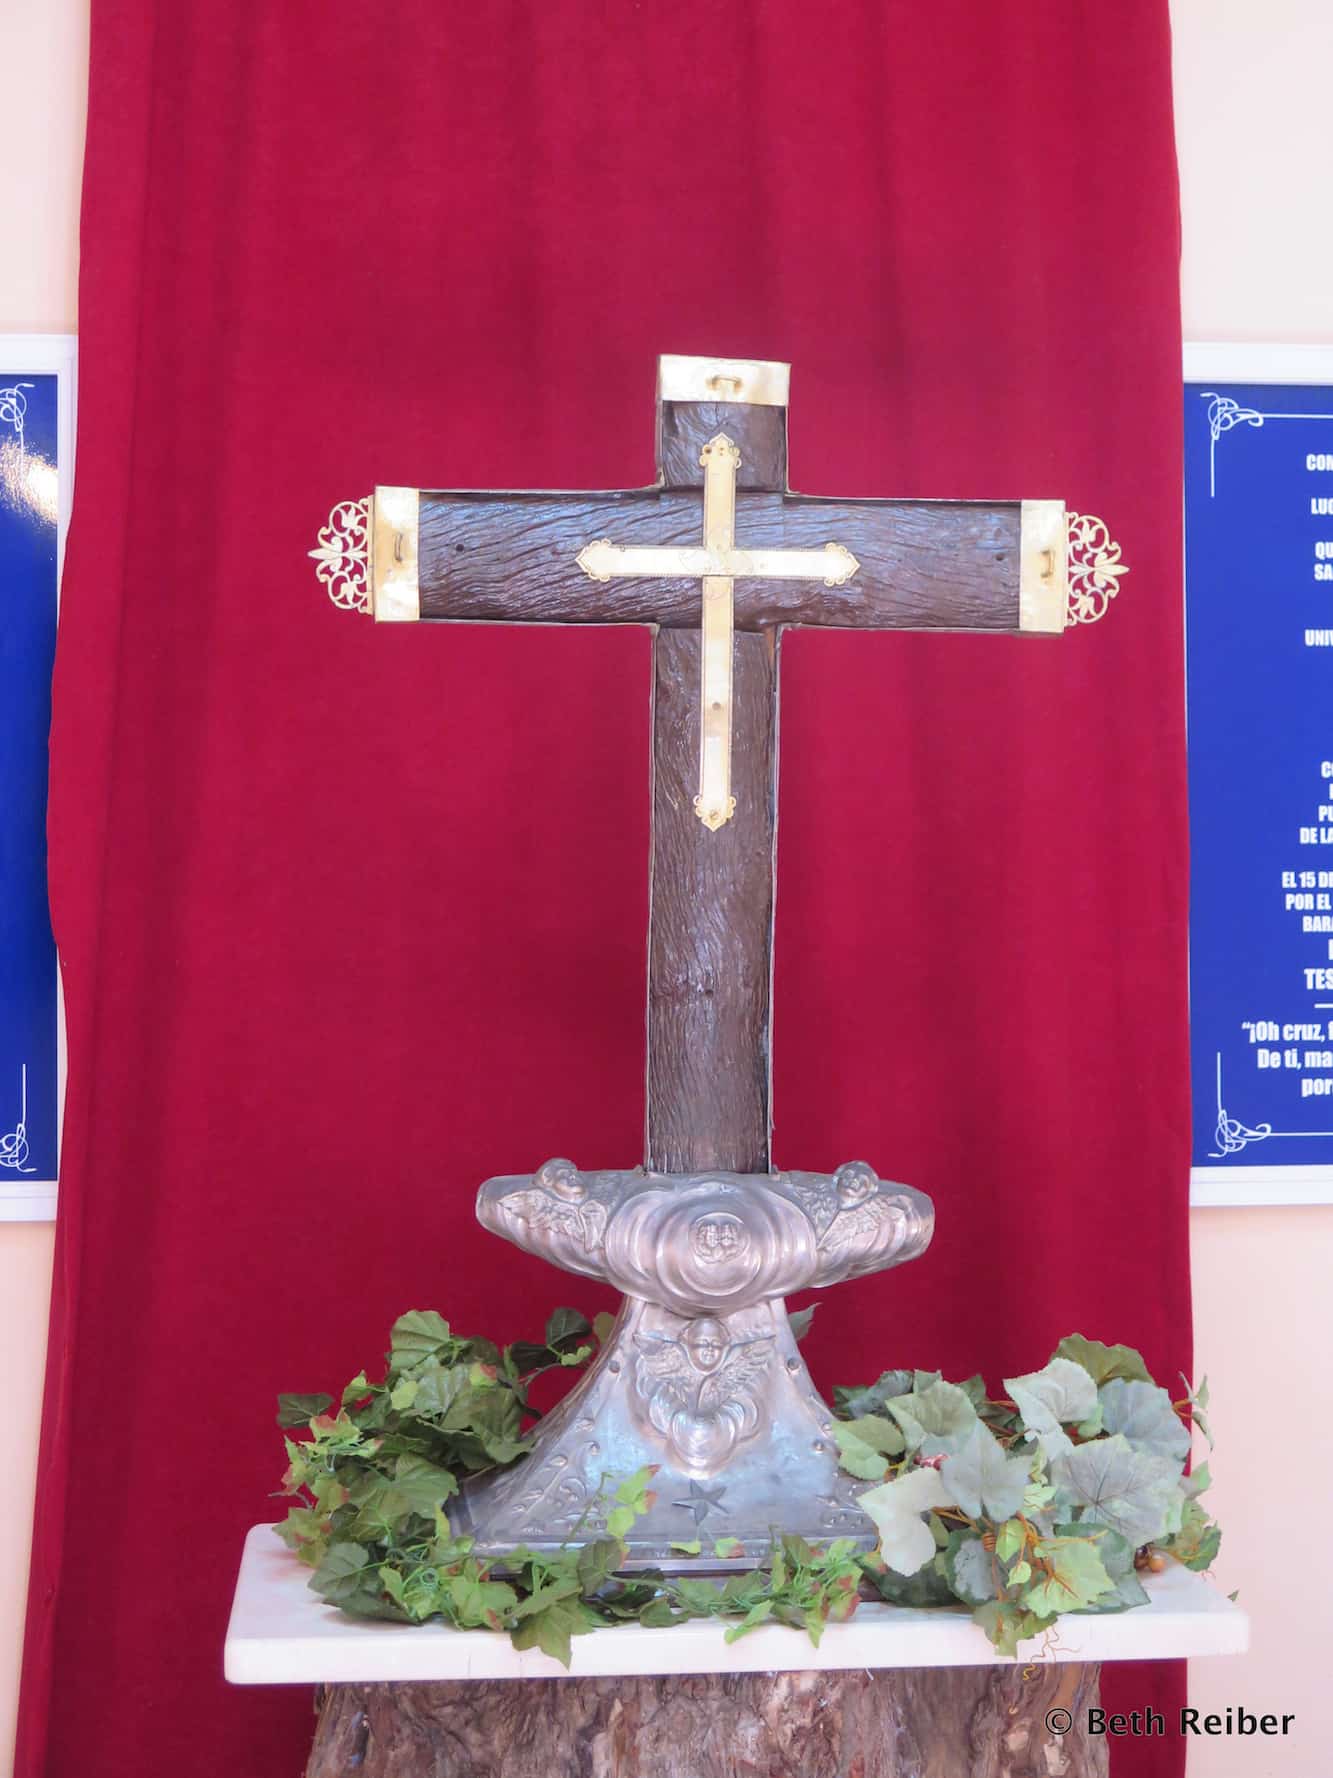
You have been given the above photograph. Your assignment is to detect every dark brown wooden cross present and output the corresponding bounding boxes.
[319,354,1067,1183]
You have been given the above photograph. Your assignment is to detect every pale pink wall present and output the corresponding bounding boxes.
[1,4,1330,1776]
[0,5,86,1771]
[1172,1,1333,1770]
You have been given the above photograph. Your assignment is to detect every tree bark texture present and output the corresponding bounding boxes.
[307,1662,1110,1778]
[646,627,778,1175]
[656,399,788,491]
[417,490,1023,631]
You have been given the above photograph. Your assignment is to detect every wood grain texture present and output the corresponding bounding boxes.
[657,400,788,491]
[646,628,777,1174]
[306,1663,1109,1778]
[418,491,1022,631]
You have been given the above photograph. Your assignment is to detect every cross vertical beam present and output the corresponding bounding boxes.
[646,378,789,1174]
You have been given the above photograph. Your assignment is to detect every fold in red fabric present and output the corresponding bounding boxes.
[18,3,1188,1773]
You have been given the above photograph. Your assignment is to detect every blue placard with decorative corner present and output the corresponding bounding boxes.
[1186,375,1333,1199]
[0,368,60,1196]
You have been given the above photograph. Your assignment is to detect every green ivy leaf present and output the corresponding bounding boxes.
[309,1542,372,1605]
[448,1572,519,1629]
[390,1310,455,1369]
[1053,1335,1152,1387]
[788,1304,818,1342]
[860,1554,956,1607]
[509,1595,594,1666]
[670,1539,702,1556]
[276,1392,333,1429]
[545,1307,592,1349]
[592,1311,618,1346]
[613,1467,658,1513]
[833,1370,915,1420]
[722,1599,774,1642]
[391,1453,459,1514]
[640,1597,690,1627]
[576,1539,627,1594]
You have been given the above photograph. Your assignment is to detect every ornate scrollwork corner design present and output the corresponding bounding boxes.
[1065,511,1129,626]
[309,496,372,612]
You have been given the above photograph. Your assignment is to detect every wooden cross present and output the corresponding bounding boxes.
[316,354,1068,1179]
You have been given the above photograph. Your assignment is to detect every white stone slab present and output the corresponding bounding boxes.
[225,1523,1248,1687]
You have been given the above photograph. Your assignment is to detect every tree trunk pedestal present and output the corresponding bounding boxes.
[306,1664,1109,1778]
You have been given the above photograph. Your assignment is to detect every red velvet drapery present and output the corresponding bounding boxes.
[19,3,1189,1773]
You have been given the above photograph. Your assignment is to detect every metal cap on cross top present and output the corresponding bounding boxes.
[310,352,1127,833]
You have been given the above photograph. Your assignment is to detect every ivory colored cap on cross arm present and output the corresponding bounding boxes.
[1018,499,1068,634]
[657,355,791,408]
[369,485,421,622]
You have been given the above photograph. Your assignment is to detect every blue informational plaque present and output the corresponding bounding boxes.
[0,340,72,1219]
[1186,352,1333,1203]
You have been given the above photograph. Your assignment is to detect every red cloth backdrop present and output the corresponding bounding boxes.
[19,3,1189,1774]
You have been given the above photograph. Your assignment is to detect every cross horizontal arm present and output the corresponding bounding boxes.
[412,490,1060,633]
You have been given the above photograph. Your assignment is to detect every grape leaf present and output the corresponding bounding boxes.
[1098,1379,1190,1462]
[1053,1334,1151,1386]
[942,1532,998,1605]
[941,1422,1031,1522]
[834,1416,902,1480]
[886,1380,978,1456]
[857,1467,950,1574]
[1022,1537,1115,1616]
[1005,1358,1099,1456]
[1051,1434,1180,1547]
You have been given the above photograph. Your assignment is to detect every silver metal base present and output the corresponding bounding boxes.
[457,1157,932,1568]
[454,1298,876,1568]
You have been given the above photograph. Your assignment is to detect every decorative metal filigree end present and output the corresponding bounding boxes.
[821,542,860,586]
[310,497,371,612]
[1065,511,1128,626]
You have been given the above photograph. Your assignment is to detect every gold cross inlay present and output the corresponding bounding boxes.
[576,434,859,831]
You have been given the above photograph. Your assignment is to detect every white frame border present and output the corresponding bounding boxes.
[0,334,75,1223]
[1185,340,1333,1207]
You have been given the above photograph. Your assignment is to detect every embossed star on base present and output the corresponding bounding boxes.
[672,1480,729,1526]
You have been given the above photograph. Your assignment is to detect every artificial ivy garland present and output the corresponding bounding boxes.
[274,1307,1220,1664]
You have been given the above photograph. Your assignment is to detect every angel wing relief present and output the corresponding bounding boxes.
[632,1313,775,1473]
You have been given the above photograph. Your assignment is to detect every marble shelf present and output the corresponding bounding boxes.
[225,1523,1249,1686]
